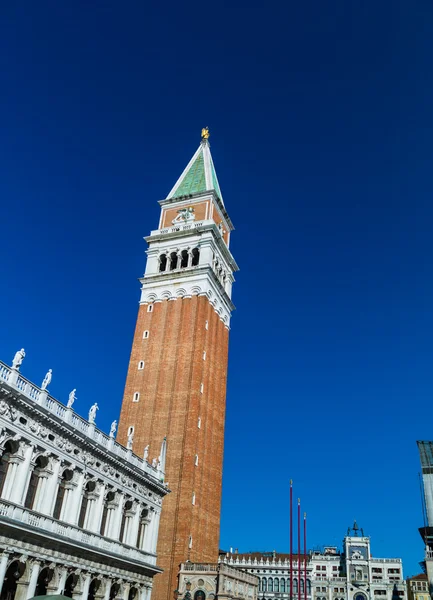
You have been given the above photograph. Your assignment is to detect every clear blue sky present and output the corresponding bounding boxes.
[1,0,432,577]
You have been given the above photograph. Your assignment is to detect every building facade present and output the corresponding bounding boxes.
[117,129,238,599]
[222,525,406,600]
[417,441,433,597]
[406,574,429,600]
[0,352,168,600]
[176,562,258,600]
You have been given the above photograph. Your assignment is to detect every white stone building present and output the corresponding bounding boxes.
[0,352,169,600]
[222,524,406,600]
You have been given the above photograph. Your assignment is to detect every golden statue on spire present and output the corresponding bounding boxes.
[201,127,210,139]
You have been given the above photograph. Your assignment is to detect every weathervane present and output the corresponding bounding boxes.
[201,126,210,139]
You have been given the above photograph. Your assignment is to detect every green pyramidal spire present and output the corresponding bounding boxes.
[167,128,224,205]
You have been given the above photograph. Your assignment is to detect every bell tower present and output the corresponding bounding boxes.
[117,129,238,599]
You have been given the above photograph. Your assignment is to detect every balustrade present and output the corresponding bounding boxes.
[0,499,157,565]
[0,360,158,478]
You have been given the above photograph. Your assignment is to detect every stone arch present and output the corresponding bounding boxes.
[190,286,202,295]
[161,290,172,300]
[35,565,54,597]
[64,572,80,598]
[0,559,26,600]
[88,577,102,600]
[176,288,187,298]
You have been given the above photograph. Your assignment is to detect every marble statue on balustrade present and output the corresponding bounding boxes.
[109,420,117,438]
[88,402,98,423]
[143,445,149,461]
[12,348,26,370]
[41,369,52,390]
[127,428,134,450]
[67,389,76,408]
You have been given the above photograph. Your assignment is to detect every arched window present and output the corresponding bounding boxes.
[268,578,273,592]
[274,578,279,592]
[88,578,102,600]
[301,578,305,593]
[262,578,267,592]
[294,578,298,593]
[281,579,286,593]
[159,254,167,272]
[119,499,134,543]
[0,440,18,498]
[307,579,311,593]
[78,480,96,528]
[191,248,200,266]
[35,567,54,597]
[109,583,121,600]
[53,468,74,520]
[100,490,116,536]
[180,249,189,268]
[194,592,205,600]
[1,560,25,600]
[25,454,49,510]
[133,392,140,402]
[129,588,138,600]
[170,252,178,271]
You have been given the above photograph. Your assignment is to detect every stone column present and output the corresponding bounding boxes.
[68,471,85,525]
[26,560,41,599]
[80,573,92,600]
[109,494,124,540]
[55,567,68,595]
[150,511,160,554]
[10,443,34,505]
[44,458,62,516]
[89,483,105,533]
[102,578,112,600]
[0,551,10,594]
[128,505,140,547]
[122,582,130,600]
[3,461,19,501]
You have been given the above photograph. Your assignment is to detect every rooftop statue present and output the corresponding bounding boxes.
[201,126,210,139]
[109,420,117,438]
[12,348,25,370]
[127,428,134,450]
[67,389,76,408]
[143,445,149,461]
[41,369,52,391]
[88,402,99,423]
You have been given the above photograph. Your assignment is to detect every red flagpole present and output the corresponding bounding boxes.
[298,498,301,600]
[304,512,307,600]
[290,480,293,600]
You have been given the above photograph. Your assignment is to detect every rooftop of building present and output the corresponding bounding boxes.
[407,574,428,581]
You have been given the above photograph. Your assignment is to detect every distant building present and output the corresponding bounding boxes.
[407,574,429,600]
[417,441,433,597]
[221,523,406,600]
[0,353,168,600]
[176,562,258,599]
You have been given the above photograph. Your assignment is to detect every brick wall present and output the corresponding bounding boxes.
[117,295,229,599]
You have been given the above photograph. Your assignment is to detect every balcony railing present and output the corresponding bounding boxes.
[0,360,161,481]
[0,499,157,566]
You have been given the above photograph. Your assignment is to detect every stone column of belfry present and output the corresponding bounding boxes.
[117,129,238,600]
